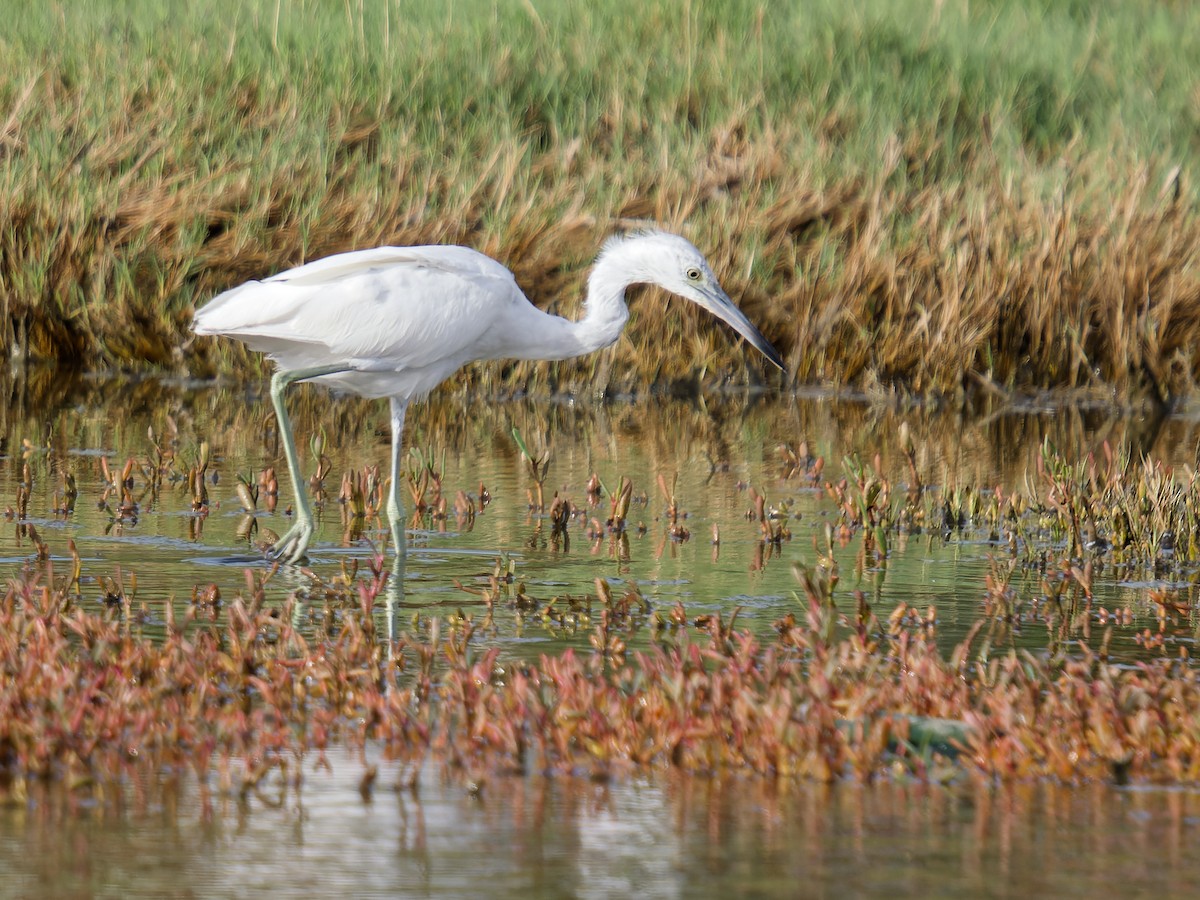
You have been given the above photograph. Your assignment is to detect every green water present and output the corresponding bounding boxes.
[1,376,1196,661]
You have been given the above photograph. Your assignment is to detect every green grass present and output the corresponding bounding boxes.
[2,0,1199,397]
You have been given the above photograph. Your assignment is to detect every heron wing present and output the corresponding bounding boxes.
[194,245,528,373]
[261,245,516,287]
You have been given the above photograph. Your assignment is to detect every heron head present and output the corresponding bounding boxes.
[607,230,785,371]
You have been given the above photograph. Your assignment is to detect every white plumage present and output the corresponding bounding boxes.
[196,246,536,399]
[194,229,783,563]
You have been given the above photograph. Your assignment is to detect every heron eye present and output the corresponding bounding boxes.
[686,267,702,281]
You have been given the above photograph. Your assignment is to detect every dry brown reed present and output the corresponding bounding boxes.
[4,79,1198,400]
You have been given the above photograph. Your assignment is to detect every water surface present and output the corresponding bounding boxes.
[1,374,1195,661]
[0,749,1195,898]
[2,374,1199,896]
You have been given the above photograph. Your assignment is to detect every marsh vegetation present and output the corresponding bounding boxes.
[4,1,1200,892]
[3,0,1200,398]
[4,378,1200,790]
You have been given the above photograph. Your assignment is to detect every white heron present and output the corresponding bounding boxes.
[193,229,784,563]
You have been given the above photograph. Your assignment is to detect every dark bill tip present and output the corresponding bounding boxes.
[701,288,787,374]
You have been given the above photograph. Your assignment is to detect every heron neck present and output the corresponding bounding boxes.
[573,258,633,353]
[505,242,643,361]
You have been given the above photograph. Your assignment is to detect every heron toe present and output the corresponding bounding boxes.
[271,521,314,564]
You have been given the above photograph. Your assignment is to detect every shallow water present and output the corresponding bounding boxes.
[1,749,1198,898]
[1,375,1197,662]
[3,374,1200,896]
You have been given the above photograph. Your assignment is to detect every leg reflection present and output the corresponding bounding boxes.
[385,549,407,666]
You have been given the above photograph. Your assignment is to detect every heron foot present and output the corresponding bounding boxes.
[270,520,314,565]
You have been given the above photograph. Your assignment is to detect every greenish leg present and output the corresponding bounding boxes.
[268,365,348,564]
[387,396,408,561]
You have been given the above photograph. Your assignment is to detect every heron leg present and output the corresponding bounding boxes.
[268,365,349,564]
[387,397,408,560]
[383,400,409,671]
